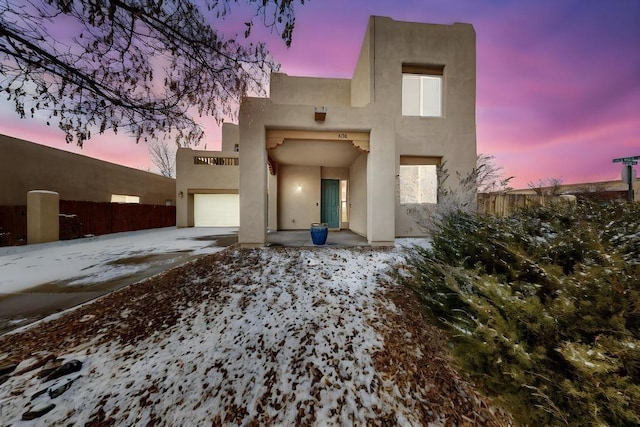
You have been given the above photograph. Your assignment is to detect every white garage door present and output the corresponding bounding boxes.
[194,194,239,227]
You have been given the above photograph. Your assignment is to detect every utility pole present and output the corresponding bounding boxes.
[613,156,639,201]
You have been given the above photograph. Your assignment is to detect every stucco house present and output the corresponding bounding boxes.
[177,16,477,246]
[176,123,240,227]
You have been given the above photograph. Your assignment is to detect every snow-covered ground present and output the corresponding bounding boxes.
[0,245,509,426]
[0,227,236,294]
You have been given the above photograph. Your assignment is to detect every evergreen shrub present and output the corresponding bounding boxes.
[404,200,640,426]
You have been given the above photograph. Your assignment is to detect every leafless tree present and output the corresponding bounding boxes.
[0,0,302,147]
[475,154,514,193]
[528,177,564,196]
[148,140,177,178]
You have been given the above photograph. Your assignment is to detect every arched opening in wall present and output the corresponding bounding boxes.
[265,130,369,234]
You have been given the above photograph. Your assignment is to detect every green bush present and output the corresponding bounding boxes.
[404,200,640,426]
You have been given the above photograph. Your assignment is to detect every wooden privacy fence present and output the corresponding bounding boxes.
[477,194,574,217]
[59,201,175,236]
[0,201,175,246]
[0,205,27,246]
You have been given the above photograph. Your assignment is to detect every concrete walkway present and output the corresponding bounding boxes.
[267,229,369,247]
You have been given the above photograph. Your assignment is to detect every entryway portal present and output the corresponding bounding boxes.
[321,179,340,228]
[265,128,369,235]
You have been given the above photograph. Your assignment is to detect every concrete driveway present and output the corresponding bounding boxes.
[0,227,237,334]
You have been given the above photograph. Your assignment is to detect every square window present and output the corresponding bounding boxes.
[399,165,438,204]
[402,65,444,117]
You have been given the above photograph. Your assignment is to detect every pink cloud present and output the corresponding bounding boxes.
[484,116,639,188]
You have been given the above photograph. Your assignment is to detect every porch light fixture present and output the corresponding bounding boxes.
[314,106,327,122]
[179,191,184,198]
[296,184,303,192]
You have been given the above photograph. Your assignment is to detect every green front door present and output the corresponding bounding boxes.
[321,179,340,228]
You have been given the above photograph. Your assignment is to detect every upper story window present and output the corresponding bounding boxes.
[402,64,444,117]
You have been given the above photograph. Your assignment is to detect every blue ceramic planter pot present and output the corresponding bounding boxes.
[310,223,328,245]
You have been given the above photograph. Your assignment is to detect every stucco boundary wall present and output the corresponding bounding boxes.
[0,201,175,247]
[0,134,175,206]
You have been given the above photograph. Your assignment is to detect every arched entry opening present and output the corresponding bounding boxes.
[265,129,370,235]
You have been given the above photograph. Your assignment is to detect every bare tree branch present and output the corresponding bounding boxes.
[148,139,176,177]
[528,177,564,196]
[475,154,514,194]
[0,0,303,147]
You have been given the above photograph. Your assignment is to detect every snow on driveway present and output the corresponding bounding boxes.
[0,227,236,294]
[0,247,510,426]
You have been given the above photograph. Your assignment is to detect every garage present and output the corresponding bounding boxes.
[194,194,239,227]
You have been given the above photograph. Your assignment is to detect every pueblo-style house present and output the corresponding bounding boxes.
[176,16,477,246]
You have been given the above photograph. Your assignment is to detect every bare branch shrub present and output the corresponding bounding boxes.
[528,177,564,196]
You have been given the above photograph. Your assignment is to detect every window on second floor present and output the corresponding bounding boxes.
[402,64,444,117]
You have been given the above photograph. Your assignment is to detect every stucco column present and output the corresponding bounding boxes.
[239,101,267,246]
[175,148,189,227]
[267,171,278,231]
[175,190,188,227]
[367,127,396,246]
[27,190,59,244]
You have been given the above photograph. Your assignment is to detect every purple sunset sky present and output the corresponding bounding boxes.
[1,0,638,188]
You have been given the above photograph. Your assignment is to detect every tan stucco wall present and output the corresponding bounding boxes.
[367,126,396,245]
[349,153,367,237]
[321,167,349,180]
[221,123,239,152]
[175,147,239,227]
[270,74,351,107]
[239,16,476,245]
[277,165,321,230]
[238,114,267,245]
[0,134,175,206]
[351,19,373,108]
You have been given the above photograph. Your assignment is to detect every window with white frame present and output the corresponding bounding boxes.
[402,65,444,117]
[110,194,140,204]
[399,156,441,204]
[340,180,348,222]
